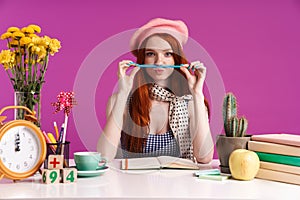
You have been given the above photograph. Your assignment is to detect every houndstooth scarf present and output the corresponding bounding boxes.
[149,83,194,160]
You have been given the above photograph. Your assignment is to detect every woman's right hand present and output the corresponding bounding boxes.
[118,60,140,94]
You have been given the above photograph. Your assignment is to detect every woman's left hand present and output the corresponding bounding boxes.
[180,61,206,96]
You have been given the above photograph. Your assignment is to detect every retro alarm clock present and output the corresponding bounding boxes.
[0,106,46,180]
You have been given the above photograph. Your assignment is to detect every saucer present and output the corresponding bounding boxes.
[77,166,109,177]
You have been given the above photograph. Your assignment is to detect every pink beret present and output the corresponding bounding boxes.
[130,18,189,53]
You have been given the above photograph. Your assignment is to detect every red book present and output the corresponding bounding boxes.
[251,133,300,147]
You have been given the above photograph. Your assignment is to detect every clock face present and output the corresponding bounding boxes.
[0,125,42,173]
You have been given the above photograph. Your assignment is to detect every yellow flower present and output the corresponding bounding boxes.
[31,36,45,46]
[0,50,14,70]
[32,45,40,53]
[21,27,26,32]
[12,31,25,40]
[42,35,51,46]
[36,45,47,61]
[21,26,35,34]
[9,40,19,47]
[11,52,16,64]
[29,33,38,38]
[49,38,61,55]
[28,24,41,33]
[0,50,12,63]
[1,32,12,40]
[7,27,20,33]
[20,37,32,46]
[31,45,46,58]
[39,45,46,55]
[1,24,62,95]
[27,42,34,48]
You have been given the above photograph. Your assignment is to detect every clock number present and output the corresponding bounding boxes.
[42,171,46,183]
[28,138,32,144]
[0,149,3,154]
[15,133,21,152]
[16,164,20,170]
[29,154,33,159]
[24,161,28,167]
[66,170,75,182]
[50,171,58,183]
[8,163,12,168]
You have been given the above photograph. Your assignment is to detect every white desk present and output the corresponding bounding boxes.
[0,160,299,200]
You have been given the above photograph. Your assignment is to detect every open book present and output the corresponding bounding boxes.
[121,156,200,170]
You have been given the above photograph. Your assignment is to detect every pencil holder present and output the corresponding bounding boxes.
[44,141,70,169]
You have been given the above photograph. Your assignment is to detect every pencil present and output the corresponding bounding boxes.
[47,133,57,144]
[53,122,59,140]
[42,131,56,152]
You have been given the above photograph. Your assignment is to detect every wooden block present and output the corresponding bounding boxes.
[61,168,77,183]
[48,155,64,169]
[41,169,60,184]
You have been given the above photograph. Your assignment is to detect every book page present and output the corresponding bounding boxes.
[157,156,199,169]
[121,157,161,170]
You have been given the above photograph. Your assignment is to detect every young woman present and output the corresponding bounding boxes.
[97,18,214,163]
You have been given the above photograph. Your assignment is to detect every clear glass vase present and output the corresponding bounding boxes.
[14,91,41,127]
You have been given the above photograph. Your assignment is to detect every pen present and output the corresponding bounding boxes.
[56,123,64,154]
[136,64,184,68]
[58,123,64,143]
[60,115,68,156]
[128,61,186,69]
[128,62,196,70]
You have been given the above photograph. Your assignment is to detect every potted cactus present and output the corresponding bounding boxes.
[216,92,251,174]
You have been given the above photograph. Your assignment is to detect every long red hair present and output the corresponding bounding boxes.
[121,33,209,154]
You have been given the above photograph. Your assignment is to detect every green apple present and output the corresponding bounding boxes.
[229,149,260,180]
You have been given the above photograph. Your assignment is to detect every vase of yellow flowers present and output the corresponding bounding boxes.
[0,24,61,127]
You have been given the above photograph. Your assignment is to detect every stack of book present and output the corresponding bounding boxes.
[248,133,300,185]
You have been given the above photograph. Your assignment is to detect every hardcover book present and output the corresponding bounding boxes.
[260,161,300,175]
[251,133,300,147]
[121,156,201,170]
[248,141,300,157]
[255,152,300,167]
[256,168,300,185]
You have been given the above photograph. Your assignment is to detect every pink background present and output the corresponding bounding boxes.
[0,0,300,158]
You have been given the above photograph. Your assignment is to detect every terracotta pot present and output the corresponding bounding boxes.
[216,135,251,174]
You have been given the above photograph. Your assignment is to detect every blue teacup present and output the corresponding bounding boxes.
[74,152,107,171]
